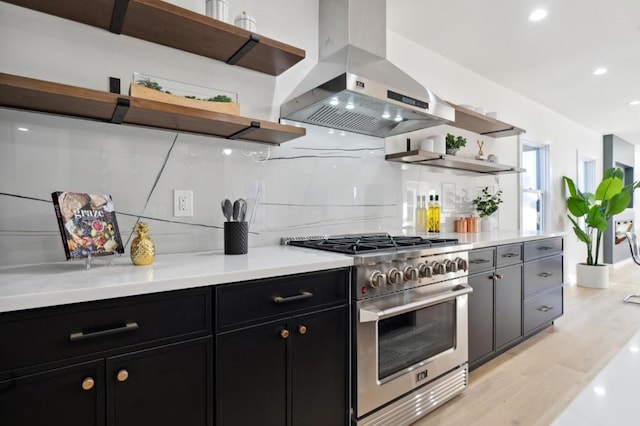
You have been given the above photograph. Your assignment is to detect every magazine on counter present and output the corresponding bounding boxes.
[51,192,124,260]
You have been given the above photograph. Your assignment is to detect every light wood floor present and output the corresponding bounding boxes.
[414,262,640,426]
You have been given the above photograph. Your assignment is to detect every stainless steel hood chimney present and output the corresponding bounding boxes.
[280,0,454,138]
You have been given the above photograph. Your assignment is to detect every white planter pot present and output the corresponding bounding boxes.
[480,215,497,232]
[576,263,609,288]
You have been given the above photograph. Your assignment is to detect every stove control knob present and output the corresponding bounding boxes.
[419,262,433,278]
[403,266,419,281]
[387,268,402,285]
[431,262,446,275]
[445,259,458,273]
[369,271,386,288]
[455,257,468,272]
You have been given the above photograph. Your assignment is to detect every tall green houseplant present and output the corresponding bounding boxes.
[563,167,639,265]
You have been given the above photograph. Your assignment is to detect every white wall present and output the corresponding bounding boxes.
[0,1,604,274]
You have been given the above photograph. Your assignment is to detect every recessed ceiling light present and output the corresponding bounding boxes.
[593,67,608,75]
[629,100,640,106]
[528,9,548,22]
[18,127,28,131]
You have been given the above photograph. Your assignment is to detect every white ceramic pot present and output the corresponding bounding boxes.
[234,11,256,32]
[480,215,496,232]
[576,263,609,288]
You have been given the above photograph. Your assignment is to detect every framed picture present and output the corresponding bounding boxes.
[442,182,456,212]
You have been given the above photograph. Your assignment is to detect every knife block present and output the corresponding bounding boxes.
[224,222,248,255]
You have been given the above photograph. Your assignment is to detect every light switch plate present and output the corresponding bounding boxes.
[174,189,193,217]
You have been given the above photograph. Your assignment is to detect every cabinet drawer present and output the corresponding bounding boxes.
[468,248,496,274]
[524,238,563,261]
[524,255,563,297]
[524,287,563,334]
[0,288,211,373]
[216,268,349,332]
[496,244,523,267]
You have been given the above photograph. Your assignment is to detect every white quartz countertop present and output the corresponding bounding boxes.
[441,230,566,248]
[0,246,353,313]
[552,328,640,425]
[0,230,564,314]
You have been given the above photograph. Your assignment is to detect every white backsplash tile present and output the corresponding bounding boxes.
[0,109,502,266]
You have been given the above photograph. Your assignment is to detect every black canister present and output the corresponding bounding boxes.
[224,221,248,254]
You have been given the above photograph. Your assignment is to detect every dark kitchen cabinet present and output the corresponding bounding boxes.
[467,238,563,370]
[0,360,105,426]
[468,245,523,369]
[0,288,213,426]
[215,268,350,426]
[523,238,564,336]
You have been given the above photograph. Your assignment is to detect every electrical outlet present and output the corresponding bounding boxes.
[174,190,193,217]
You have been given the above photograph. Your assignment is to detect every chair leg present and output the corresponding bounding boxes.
[623,294,640,304]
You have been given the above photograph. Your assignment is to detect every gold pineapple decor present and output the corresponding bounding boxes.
[130,222,155,265]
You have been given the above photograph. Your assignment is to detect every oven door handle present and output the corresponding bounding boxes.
[359,283,473,323]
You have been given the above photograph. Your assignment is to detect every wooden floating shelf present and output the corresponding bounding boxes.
[448,102,525,138]
[385,150,525,174]
[0,73,305,145]
[3,0,306,76]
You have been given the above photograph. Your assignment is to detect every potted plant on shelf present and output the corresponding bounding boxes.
[563,167,639,288]
[445,133,467,155]
[472,187,503,231]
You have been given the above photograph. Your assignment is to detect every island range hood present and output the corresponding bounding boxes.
[280,0,454,138]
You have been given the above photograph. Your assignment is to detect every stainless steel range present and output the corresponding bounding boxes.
[284,234,473,426]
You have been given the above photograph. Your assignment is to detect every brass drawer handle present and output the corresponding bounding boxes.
[538,272,553,278]
[538,305,554,312]
[70,321,138,342]
[298,325,307,335]
[273,291,313,304]
[502,253,519,258]
[81,377,95,391]
[538,246,554,251]
[116,369,129,382]
[470,259,490,264]
[280,329,290,339]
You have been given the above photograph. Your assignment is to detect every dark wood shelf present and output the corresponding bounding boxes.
[0,73,305,145]
[386,150,525,174]
[3,0,306,76]
[448,102,525,138]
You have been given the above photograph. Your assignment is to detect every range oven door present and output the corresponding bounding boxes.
[354,278,472,419]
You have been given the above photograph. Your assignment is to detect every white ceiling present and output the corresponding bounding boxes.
[387,0,640,145]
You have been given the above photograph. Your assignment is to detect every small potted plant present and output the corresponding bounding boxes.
[563,167,639,288]
[472,187,503,231]
[445,133,467,155]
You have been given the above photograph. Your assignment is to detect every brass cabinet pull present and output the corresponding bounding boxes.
[298,325,307,335]
[503,253,518,258]
[470,259,490,264]
[538,305,554,312]
[494,274,503,279]
[81,377,95,391]
[489,274,503,280]
[538,272,553,278]
[538,246,553,251]
[280,329,290,339]
[116,369,129,382]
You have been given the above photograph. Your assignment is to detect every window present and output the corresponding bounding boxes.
[577,155,596,194]
[521,138,549,232]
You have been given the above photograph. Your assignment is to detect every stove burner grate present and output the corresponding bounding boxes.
[287,233,458,254]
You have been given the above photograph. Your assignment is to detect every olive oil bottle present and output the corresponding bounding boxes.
[434,194,441,232]
[428,195,435,232]
[421,195,428,233]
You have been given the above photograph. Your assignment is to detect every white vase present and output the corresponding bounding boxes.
[576,263,609,288]
[480,215,496,232]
